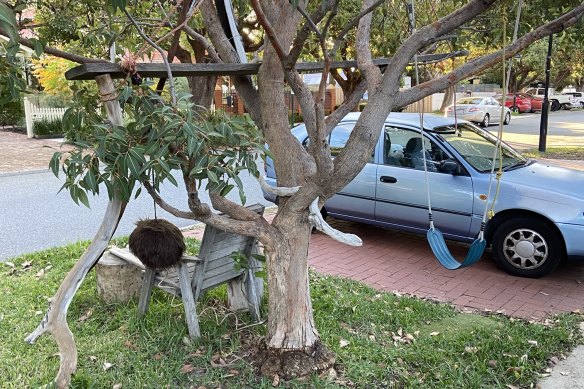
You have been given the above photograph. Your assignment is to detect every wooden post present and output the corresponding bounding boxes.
[23,97,34,138]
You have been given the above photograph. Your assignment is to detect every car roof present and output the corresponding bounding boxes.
[340,111,462,130]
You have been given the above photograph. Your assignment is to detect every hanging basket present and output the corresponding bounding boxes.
[129,219,186,270]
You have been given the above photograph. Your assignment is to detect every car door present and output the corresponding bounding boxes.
[374,125,475,239]
[485,98,499,119]
[324,122,377,221]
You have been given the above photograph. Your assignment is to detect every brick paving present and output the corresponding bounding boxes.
[4,128,584,320]
[0,129,71,174]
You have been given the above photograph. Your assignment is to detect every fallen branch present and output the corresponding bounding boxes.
[25,198,125,388]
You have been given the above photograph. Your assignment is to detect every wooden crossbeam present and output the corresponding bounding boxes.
[65,51,468,80]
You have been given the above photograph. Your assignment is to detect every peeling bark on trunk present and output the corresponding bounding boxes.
[266,213,317,350]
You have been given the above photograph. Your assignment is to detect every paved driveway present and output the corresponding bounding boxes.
[309,219,584,320]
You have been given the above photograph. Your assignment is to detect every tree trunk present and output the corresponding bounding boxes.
[255,211,335,379]
[440,85,455,112]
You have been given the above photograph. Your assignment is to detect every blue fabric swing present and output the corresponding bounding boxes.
[409,0,516,270]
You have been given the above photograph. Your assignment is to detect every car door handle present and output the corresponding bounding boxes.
[380,176,397,183]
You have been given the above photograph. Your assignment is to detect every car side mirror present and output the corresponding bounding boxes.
[439,159,463,175]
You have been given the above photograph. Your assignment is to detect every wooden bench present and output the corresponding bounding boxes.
[103,204,265,338]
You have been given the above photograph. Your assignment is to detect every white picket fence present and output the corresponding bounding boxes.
[23,97,68,138]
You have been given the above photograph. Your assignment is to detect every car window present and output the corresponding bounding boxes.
[325,123,374,162]
[329,124,352,156]
[383,126,449,173]
[433,123,526,172]
[457,97,483,105]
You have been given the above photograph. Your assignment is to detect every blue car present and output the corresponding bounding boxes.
[263,112,584,278]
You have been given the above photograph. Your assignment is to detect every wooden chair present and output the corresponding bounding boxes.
[105,204,265,338]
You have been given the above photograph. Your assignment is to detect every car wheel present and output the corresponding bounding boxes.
[550,100,560,111]
[503,112,511,125]
[481,114,490,127]
[492,217,563,278]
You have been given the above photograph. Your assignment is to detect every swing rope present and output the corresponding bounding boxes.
[410,0,519,270]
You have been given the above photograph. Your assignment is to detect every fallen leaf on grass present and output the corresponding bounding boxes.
[78,310,92,322]
[152,353,164,360]
[528,340,538,347]
[339,339,349,348]
[488,360,497,368]
[124,340,136,349]
[181,364,194,374]
[228,369,240,376]
[429,331,440,336]
[4,262,15,268]
[113,384,122,389]
[272,374,280,387]
[21,261,32,269]
[103,362,113,371]
[89,356,97,362]
[464,346,479,354]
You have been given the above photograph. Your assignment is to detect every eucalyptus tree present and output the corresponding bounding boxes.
[2,0,584,387]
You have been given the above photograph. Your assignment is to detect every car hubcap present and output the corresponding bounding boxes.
[503,229,548,270]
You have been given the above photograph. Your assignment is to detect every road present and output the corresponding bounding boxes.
[1,109,582,261]
[488,108,584,149]
[0,168,272,261]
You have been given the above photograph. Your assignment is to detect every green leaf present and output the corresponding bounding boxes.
[0,4,17,29]
[134,186,142,199]
[77,188,91,208]
[49,152,62,177]
[83,170,99,193]
[207,170,218,184]
[126,154,141,178]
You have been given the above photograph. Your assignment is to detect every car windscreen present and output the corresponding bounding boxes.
[456,98,483,105]
[432,123,527,172]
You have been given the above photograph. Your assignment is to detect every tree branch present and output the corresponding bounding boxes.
[250,0,288,61]
[397,3,584,108]
[0,28,107,63]
[330,0,384,58]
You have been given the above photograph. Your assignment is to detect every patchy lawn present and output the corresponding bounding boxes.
[1,240,582,388]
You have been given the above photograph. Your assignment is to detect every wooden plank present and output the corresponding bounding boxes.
[200,271,243,291]
[138,268,156,316]
[192,226,218,300]
[65,52,468,80]
[178,261,201,338]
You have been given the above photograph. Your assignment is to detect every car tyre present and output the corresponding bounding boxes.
[503,112,511,125]
[481,114,490,127]
[492,217,563,278]
[550,100,560,111]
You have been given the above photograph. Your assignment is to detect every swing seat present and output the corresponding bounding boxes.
[427,228,486,270]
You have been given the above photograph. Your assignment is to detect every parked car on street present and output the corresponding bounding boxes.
[525,87,572,111]
[446,97,511,127]
[494,92,543,113]
[563,92,584,108]
[263,113,584,278]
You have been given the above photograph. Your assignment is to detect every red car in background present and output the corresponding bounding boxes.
[494,92,543,113]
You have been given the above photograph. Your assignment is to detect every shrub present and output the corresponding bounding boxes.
[0,100,24,127]
[33,118,64,136]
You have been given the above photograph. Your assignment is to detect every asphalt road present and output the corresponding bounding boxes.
[488,108,584,149]
[0,167,272,261]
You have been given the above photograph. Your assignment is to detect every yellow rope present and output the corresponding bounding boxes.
[488,15,508,219]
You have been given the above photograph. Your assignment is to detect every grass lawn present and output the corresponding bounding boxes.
[522,146,584,160]
[1,239,582,388]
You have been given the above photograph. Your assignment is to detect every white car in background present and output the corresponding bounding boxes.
[446,97,511,127]
[563,92,584,108]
